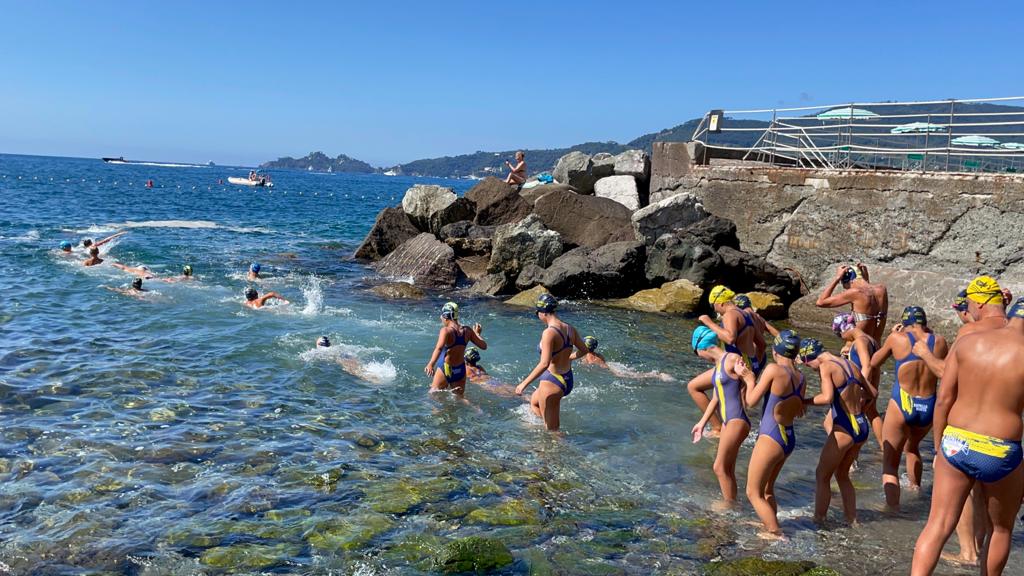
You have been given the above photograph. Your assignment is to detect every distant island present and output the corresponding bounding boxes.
[261,102,1024,179]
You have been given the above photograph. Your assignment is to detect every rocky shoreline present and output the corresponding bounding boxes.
[354,149,804,316]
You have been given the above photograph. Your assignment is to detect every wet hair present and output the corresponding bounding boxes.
[131,278,143,290]
[82,238,94,248]
[245,287,258,301]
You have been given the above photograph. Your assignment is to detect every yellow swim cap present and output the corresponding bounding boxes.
[965,275,1003,304]
[708,285,736,305]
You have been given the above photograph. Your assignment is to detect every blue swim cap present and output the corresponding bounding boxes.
[441,301,459,321]
[535,293,558,314]
[584,335,598,352]
[59,240,72,251]
[465,347,481,365]
[901,306,927,326]
[1007,297,1024,319]
[733,294,752,309]
[250,262,261,273]
[691,326,718,354]
[773,330,801,359]
[952,289,969,312]
[840,265,863,285]
[799,338,824,362]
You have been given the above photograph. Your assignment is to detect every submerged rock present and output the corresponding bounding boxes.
[401,184,457,230]
[375,233,458,288]
[370,282,426,300]
[200,543,299,571]
[436,536,514,574]
[363,476,459,514]
[304,512,394,551]
[701,558,817,576]
[354,206,420,261]
[465,498,542,525]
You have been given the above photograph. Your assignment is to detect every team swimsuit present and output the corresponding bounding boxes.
[759,365,805,455]
[539,325,575,397]
[714,353,749,425]
[435,326,468,384]
[891,332,937,428]
[941,425,1024,483]
[725,310,767,377]
[829,358,870,444]
[848,334,879,373]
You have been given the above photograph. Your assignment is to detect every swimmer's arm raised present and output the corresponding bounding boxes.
[94,231,126,248]
[258,292,288,306]
[933,347,959,447]
[815,266,854,307]
[467,324,487,351]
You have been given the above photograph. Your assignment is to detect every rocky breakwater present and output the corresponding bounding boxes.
[354,154,803,314]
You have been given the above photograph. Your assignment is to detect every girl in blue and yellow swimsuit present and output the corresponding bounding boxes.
[425,302,487,396]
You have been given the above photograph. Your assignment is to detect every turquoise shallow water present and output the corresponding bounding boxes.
[0,154,1014,574]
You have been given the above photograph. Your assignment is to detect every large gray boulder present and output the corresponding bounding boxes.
[515,264,547,291]
[429,197,476,236]
[468,272,515,297]
[533,190,635,249]
[614,149,651,180]
[645,233,722,286]
[594,175,640,211]
[353,206,421,261]
[591,152,617,179]
[464,177,532,226]
[401,185,457,231]
[438,220,495,241]
[488,215,563,278]
[541,241,647,298]
[520,183,574,205]
[632,192,708,245]
[375,233,458,288]
[553,151,597,194]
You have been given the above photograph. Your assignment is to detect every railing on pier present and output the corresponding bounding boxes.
[690,96,1024,174]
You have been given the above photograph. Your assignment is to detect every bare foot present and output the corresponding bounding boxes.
[758,530,787,541]
[710,499,738,513]
[705,428,722,439]
[941,552,978,566]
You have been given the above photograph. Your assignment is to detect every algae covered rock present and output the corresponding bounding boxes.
[436,536,514,574]
[505,285,550,308]
[610,279,702,314]
[363,476,459,514]
[702,557,816,576]
[200,543,299,571]
[304,512,394,551]
[744,291,785,319]
[465,498,541,526]
[370,281,426,300]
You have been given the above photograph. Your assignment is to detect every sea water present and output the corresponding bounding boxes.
[0,154,1001,574]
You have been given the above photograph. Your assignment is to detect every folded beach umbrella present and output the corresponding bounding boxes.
[816,107,879,120]
[890,121,946,134]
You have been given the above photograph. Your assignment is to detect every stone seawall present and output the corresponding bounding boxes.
[650,142,1024,331]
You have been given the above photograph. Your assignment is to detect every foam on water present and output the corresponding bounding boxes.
[74,220,271,234]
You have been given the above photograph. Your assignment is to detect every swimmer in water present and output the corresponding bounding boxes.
[832,312,883,446]
[516,293,588,431]
[571,336,608,368]
[572,336,675,382]
[81,231,127,251]
[424,302,486,397]
[59,240,73,253]
[316,336,386,384]
[161,265,195,283]
[111,262,156,278]
[107,277,147,298]
[247,262,261,280]
[801,338,872,525]
[690,324,754,504]
[465,347,489,382]
[745,330,805,537]
[868,306,948,510]
[244,287,288,309]
[83,246,103,266]
[816,263,889,343]
[911,298,1024,576]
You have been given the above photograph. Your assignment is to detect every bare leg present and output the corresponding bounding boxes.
[911,453,975,575]
[429,368,448,392]
[955,491,980,565]
[746,436,787,535]
[864,394,884,448]
[815,432,852,524]
[905,424,931,490]
[536,381,564,432]
[882,400,909,509]
[713,419,750,502]
[766,457,786,515]
[836,440,862,524]
[687,369,721,433]
[982,465,1024,576]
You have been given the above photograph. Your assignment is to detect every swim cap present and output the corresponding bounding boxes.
[244,287,258,300]
[799,338,824,362]
[584,335,599,352]
[840,265,863,285]
[131,278,143,290]
[773,330,801,359]
[831,312,856,337]
[441,301,459,321]
[182,265,193,276]
[465,347,481,365]
[535,293,558,314]
[250,262,261,273]
[1008,297,1024,319]
[59,240,72,251]
[316,336,331,348]
[691,326,718,354]
[733,294,752,309]
[952,289,969,312]
[965,275,1002,304]
[901,306,927,326]
[708,285,736,305]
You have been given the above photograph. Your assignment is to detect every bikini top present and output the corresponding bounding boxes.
[537,325,573,356]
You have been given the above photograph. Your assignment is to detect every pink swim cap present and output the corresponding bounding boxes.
[831,312,856,336]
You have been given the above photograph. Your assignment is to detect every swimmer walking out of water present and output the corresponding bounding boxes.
[516,294,588,432]
[424,302,486,396]
[912,298,1024,576]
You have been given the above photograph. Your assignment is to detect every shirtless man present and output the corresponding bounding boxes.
[107,277,147,298]
[83,246,104,266]
[911,298,1024,576]
[816,263,889,342]
[244,287,288,309]
[504,151,526,186]
[111,262,156,279]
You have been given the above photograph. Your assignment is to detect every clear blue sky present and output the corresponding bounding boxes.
[1,1,1019,167]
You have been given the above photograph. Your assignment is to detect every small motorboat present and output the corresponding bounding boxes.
[102,156,127,163]
[228,172,274,188]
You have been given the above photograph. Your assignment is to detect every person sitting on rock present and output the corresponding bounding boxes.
[504,151,526,186]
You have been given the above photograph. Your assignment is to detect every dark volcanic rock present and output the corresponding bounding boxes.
[591,152,617,179]
[446,237,491,256]
[429,197,477,235]
[439,220,495,241]
[465,177,532,226]
[533,190,635,249]
[354,207,420,261]
[515,264,547,291]
[468,272,515,296]
[632,192,708,245]
[541,241,646,298]
[680,215,740,249]
[645,234,723,286]
[375,233,457,288]
[488,215,563,278]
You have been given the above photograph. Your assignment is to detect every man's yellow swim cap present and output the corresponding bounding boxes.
[708,285,736,305]
[965,275,1003,304]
